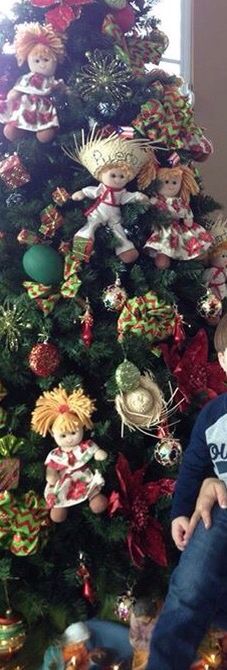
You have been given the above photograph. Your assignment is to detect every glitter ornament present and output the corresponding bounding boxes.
[102,274,127,312]
[154,436,182,467]
[115,360,140,393]
[80,298,94,348]
[28,342,61,377]
[197,290,222,324]
[115,591,135,622]
[0,610,26,661]
[6,192,25,207]
[0,300,32,352]
[76,50,132,103]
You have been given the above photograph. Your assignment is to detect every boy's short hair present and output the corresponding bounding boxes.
[214,314,227,353]
[133,596,157,618]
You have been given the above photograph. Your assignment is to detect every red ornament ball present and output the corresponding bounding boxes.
[29,342,60,377]
[113,3,135,32]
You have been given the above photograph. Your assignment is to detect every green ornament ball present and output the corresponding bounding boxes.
[115,360,141,392]
[22,245,64,285]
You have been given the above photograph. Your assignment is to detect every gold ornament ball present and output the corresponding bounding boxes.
[154,437,182,467]
[0,611,26,661]
[197,291,222,322]
[102,283,127,312]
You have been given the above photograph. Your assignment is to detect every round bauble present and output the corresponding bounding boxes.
[29,342,61,377]
[115,360,140,392]
[113,4,135,32]
[102,279,127,312]
[0,610,26,661]
[22,244,64,285]
[154,437,182,467]
[197,290,222,325]
[115,591,134,622]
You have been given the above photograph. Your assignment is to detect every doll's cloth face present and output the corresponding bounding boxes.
[28,45,57,77]
[52,425,84,450]
[212,249,227,268]
[101,167,129,189]
[158,173,182,198]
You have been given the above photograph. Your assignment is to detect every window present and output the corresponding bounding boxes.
[153,0,192,83]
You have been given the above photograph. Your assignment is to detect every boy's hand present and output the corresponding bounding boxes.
[184,478,227,544]
[171,516,190,551]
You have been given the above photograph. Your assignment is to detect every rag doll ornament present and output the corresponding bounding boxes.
[31,385,108,522]
[65,128,153,263]
[203,216,227,301]
[139,162,213,268]
[0,22,66,143]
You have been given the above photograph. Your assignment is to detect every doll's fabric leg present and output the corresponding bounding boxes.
[109,220,139,263]
[147,504,227,670]
[73,217,101,262]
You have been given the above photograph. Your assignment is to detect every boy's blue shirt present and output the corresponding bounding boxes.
[171,392,227,520]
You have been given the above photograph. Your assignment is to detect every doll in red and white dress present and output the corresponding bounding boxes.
[203,216,227,301]
[140,163,213,269]
[0,22,65,143]
[31,385,108,522]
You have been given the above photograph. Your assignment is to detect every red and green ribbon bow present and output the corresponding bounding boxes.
[102,15,168,76]
[0,490,50,556]
[117,291,178,343]
[23,251,81,315]
[132,82,205,148]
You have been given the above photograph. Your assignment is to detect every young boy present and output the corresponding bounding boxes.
[147,313,227,670]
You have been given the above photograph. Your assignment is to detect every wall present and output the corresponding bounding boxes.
[192,0,227,211]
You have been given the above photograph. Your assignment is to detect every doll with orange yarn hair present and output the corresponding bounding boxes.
[139,157,213,269]
[203,216,227,301]
[0,22,66,143]
[31,385,108,522]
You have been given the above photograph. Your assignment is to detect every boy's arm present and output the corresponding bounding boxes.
[171,405,213,521]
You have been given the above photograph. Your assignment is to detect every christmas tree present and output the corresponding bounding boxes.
[0,0,224,667]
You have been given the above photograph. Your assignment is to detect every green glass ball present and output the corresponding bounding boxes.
[22,245,64,285]
[115,360,140,392]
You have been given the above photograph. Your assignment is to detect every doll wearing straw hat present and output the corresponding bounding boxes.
[0,22,66,143]
[66,129,153,264]
[203,216,227,301]
[31,386,108,522]
[138,160,213,269]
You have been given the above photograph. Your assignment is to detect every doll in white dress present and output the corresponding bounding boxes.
[138,161,213,269]
[31,385,108,522]
[0,22,65,143]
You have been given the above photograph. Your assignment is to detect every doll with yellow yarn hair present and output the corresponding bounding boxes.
[31,386,108,522]
[65,127,153,264]
[0,22,66,143]
[138,158,213,269]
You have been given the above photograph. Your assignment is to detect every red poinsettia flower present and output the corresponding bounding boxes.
[160,328,226,410]
[108,453,175,568]
[31,0,93,31]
